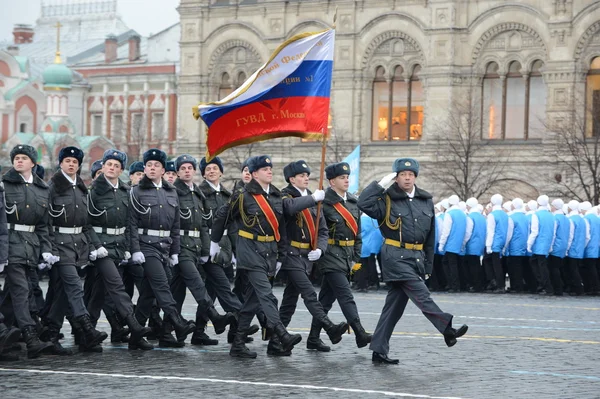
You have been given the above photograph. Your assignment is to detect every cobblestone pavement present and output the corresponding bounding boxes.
[1,280,599,398]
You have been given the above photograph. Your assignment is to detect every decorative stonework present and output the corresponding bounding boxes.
[574,21,600,61]
[362,31,424,68]
[207,40,263,77]
[472,23,547,64]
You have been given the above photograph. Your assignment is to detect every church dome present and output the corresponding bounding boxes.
[43,63,73,89]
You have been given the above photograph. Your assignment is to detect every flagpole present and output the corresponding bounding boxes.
[312,129,328,250]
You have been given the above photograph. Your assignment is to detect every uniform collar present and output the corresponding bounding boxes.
[61,169,77,185]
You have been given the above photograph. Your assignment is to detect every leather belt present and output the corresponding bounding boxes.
[138,228,170,237]
[239,229,274,242]
[384,238,423,250]
[327,239,355,247]
[93,226,126,235]
[7,223,35,233]
[290,240,311,249]
[180,230,200,238]
[54,226,83,234]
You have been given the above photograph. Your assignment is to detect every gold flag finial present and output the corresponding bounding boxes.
[54,21,63,64]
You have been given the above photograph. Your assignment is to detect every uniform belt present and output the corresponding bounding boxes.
[54,226,83,234]
[327,239,355,247]
[384,239,423,250]
[92,226,126,235]
[239,229,275,242]
[180,230,200,238]
[208,229,227,235]
[290,240,311,249]
[7,223,35,233]
[138,228,170,237]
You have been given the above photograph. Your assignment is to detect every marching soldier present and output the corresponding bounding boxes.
[358,158,468,364]
[85,149,153,350]
[170,154,236,346]
[310,162,372,352]
[45,146,108,353]
[129,148,195,346]
[210,155,302,358]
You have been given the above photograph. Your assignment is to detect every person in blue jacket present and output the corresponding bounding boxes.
[527,195,555,295]
[357,214,383,292]
[581,203,600,295]
[565,200,585,296]
[548,198,571,296]
[463,198,486,292]
[506,198,529,293]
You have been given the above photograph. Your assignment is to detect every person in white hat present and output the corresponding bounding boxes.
[463,198,486,292]
[438,195,466,292]
[485,194,510,292]
[506,198,531,293]
[526,195,555,295]
[548,199,571,296]
[581,202,600,295]
[565,200,584,295]
[431,199,450,291]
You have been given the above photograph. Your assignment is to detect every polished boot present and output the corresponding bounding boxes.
[42,326,73,356]
[207,307,234,335]
[443,324,468,347]
[273,323,302,352]
[321,318,348,345]
[306,321,330,352]
[128,337,154,350]
[125,314,152,344]
[229,331,257,358]
[159,321,185,348]
[0,323,21,355]
[71,317,102,353]
[106,314,130,343]
[166,312,195,341]
[22,325,54,359]
[76,314,108,349]
[147,307,163,340]
[227,322,257,344]
[267,335,291,356]
[372,351,399,364]
[0,351,20,361]
[190,319,218,345]
[350,319,372,348]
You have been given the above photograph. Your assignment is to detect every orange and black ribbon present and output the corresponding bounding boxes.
[300,208,316,247]
[333,202,358,237]
[252,194,281,242]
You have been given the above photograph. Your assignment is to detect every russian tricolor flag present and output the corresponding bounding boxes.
[193,29,335,161]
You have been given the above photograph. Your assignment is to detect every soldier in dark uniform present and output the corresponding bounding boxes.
[85,149,153,350]
[309,162,372,352]
[128,161,145,187]
[170,154,235,346]
[129,148,195,346]
[164,161,177,185]
[0,311,21,361]
[211,155,302,358]
[45,146,108,353]
[277,160,348,354]
[123,161,146,299]
[90,160,103,180]
[358,158,468,364]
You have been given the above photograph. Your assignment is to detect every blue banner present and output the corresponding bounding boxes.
[342,145,360,194]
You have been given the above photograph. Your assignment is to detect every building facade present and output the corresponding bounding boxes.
[177,0,600,198]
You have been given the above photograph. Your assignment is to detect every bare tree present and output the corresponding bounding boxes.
[220,142,256,185]
[547,99,600,204]
[127,113,148,163]
[325,130,356,164]
[429,92,509,200]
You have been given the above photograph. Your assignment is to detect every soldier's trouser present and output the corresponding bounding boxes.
[442,252,460,291]
[86,258,135,322]
[123,261,145,299]
[0,264,36,329]
[565,257,584,295]
[135,256,178,323]
[369,279,453,355]
[28,269,45,313]
[547,255,564,295]
[581,258,600,293]
[465,255,483,292]
[314,271,359,323]
[202,261,242,313]
[279,269,328,327]
[47,264,89,329]
[171,259,212,317]
[530,254,553,293]
[237,270,282,331]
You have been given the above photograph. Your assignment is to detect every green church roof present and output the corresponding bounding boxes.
[42,63,73,89]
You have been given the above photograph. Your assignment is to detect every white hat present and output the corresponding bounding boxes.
[502,201,513,211]
[448,195,460,206]
[512,198,524,209]
[568,200,580,211]
[527,200,538,211]
[440,198,450,210]
[579,201,592,212]
[537,195,549,207]
[434,203,441,212]
[458,201,467,212]
[466,197,478,209]
[551,198,564,210]
[477,204,484,212]
[491,194,503,206]
[562,204,570,214]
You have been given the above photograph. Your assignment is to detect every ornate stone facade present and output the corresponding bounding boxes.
[178,0,600,199]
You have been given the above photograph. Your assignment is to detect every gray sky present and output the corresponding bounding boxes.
[0,0,181,41]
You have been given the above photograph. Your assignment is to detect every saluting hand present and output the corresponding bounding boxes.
[378,172,397,188]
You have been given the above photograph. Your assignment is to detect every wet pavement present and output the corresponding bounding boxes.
[1,281,599,398]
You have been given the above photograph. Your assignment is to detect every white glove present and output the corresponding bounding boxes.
[311,189,325,202]
[231,254,237,266]
[0,262,6,273]
[438,245,444,253]
[275,261,282,276]
[37,263,50,271]
[199,256,209,264]
[308,248,322,262]
[210,241,221,262]
[169,254,179,267]
[97,246,109,259]
[486,247,492,255]
[425,274,431,280]
[89,250,98,261]
[42,252,60,266]
[378,172,398,188]
[527,246,532,254]
[124,251,131,260]
[131,251,145,265]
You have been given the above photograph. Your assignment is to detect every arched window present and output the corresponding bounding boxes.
[586,57,600,137]
[237,71,247,87]
[505,61,525,139]
[527,60,546,139]
[482,62,502,139]
[372,64,423,141]
[219,72,232,100]
[19,123,27,132]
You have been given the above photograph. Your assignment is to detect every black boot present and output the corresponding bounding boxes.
[207,307,234,335]
[129,337,154,351]
[191,318,219,345]
[159,321,185,348]
[125,314,152,344]
[267,335,291,356]
[166,313,195,341]
[350,319,372,348]
[106,314,130,343]
[71,317,103,353]
[273,323,302,352]
[42,326,72,356]
[306,321,330,352]
[443,324,468,347]
[147,307,163,340]
[321,318,348,345]
[76,314,108,349]
[229,331,257,358]
[0,323,21,356]
[227,321,257,344]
